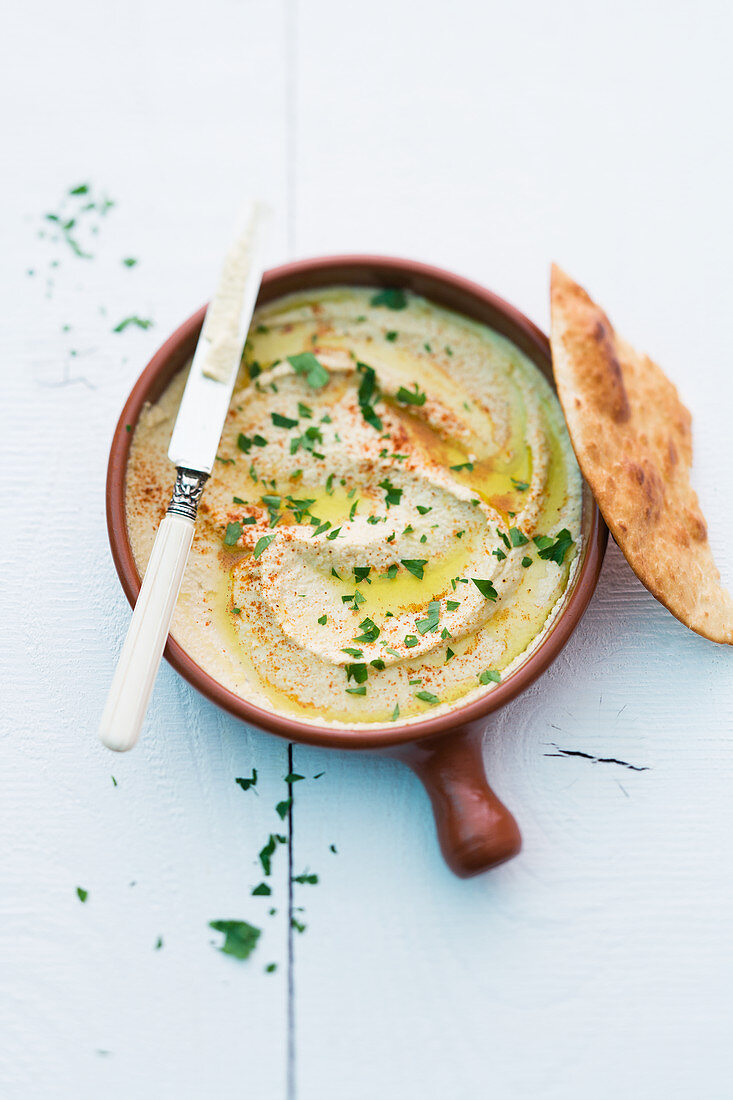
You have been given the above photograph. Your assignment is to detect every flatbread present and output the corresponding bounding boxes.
[550,264,733,644]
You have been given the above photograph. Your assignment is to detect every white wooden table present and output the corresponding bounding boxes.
[3,2,733,1096]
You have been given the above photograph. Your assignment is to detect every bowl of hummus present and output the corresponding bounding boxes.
[108,256,607,876]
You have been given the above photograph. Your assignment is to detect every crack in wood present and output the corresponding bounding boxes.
[543,742,649,771]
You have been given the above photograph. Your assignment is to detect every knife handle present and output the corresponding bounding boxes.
[99,469,207,752]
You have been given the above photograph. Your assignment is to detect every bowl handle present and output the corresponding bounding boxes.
[392,727,521,877]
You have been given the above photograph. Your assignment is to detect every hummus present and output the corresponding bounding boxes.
[126,286,582,727]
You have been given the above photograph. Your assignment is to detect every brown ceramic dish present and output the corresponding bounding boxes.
[106,256,608,877]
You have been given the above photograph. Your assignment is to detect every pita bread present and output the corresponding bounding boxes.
[550,264,733,644]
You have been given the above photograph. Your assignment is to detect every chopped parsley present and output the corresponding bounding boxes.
[473,578,498,600]
[112,316,153,333]
[446,599,460,611]
[288,351,329,388]
[404,635,419,648]
[76,887,88,903]
[292,872,319,885]
[354,617,380,643]
[275,799,292,820]
[259,833,287,876]
[370,287,407,310]
[379,479,403,507]
[235,770,257,791]
[445,648,455,663]
[416,504,432,515]
[252,883,272,896]
[356,362,383,430]
[253,534,276,558]
[450,461,474,472]
[533,528,574,564]
[318,614,327,625]
[223,522,243,546]
[353,566,371,584]
[522,556,532,568]
[416,690,440,705]
[479,669,501,684]
[401,558,427,580]
[509,526,529,547]
[346,684,367,696]
[297,402,313,418]
[385,331,398,342]
[327,527,342,540]
[416,601,440,634]
[345,663,368,683]
[396,383,426,406]
[391,703,400,721]
[272,411,298,429]
[511,477,530,491]
[209,920,261,960]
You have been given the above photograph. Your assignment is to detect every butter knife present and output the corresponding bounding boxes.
[99,202,270,752]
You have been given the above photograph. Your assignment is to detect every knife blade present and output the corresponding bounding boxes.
[99,201,270,753]
[168,201,270,472]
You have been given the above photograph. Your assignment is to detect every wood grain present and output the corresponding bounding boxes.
[2,0,733,1097]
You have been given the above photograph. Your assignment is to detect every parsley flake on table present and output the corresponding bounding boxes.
[259,834,287,876]
[533,528,574,564]
[293,872,319,885]
[112,316,153,333]
[235,770,257,791]
[209,920,261,961]
[472,578,498,600]
[284,773,305,784]
[401,558,427,580]
[416,690,440,705]
[416,601,440,634]
[396,383,426,406]
[479,669,501,684]
[276,798,293,819]
[254,534,276,558]
[288,352,329,388]
[252,883,271,896]
[122,257,138,268]
[223,522,243,546]
[370,287,408,310]
[76,887,88,903]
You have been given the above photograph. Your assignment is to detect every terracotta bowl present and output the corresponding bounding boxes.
[107,256,608,877]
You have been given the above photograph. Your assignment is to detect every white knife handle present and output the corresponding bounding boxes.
[100,469,207,752]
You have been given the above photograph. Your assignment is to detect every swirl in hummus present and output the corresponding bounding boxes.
[126,286,582,726]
